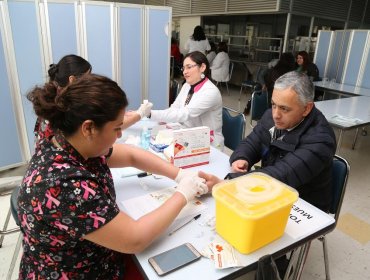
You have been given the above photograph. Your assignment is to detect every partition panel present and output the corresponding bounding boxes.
[8,0,44,153]
[119,5,142,110]
[0,12,23,168]
[336,31,351,83]
[84,2,112,78]
[47,1,78,62]
[314,31,333,78]
[360,35,370,89]
[342,30,368,86]
[326,31,344,81]
[147,7,170,109]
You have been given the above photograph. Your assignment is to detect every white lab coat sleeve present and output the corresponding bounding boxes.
[150,81,220,124]
[205,39,211,51]
[210,53,223,70]
[184,38,191,51]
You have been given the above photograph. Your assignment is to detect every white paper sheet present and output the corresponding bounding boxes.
[121,187,207,221]
[285,199,334,239]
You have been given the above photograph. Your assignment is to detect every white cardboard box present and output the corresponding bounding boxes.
[163,126,210,168]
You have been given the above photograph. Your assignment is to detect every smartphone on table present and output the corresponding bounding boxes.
[148,243,201,276]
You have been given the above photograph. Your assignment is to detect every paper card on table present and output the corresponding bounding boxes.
[121,187,207,221]
[285,199,334,239]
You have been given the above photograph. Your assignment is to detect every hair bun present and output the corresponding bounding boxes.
[48,63,59,80]
[49,63,58,71]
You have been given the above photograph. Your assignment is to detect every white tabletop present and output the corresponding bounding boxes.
[315,96,370,129]
[314,81,370,97]
[112,146,335,279]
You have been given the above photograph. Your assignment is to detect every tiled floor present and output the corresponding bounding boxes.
[1,84,369,279]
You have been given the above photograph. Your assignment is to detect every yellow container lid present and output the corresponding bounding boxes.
[212,172,298,219]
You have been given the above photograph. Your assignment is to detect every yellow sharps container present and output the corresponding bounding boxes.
[212,172,298,254]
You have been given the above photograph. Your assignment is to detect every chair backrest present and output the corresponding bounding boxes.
[10,186,20,226]
[222,106,246,150]
[169,79,180,104]
[250,90,269,127]
[330,155,350,222]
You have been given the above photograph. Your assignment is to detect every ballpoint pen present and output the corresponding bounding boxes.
[168,214,201,236]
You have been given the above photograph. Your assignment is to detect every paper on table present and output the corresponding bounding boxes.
[121,186,207,221]
[285,199,334,239]
[330,114,363,127]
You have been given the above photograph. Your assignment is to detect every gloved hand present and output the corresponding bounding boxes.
[175,168,198,184]
[136,101,153,119]
[176,176,208,203]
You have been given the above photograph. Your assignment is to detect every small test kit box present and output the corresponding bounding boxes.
[163,126,210,168]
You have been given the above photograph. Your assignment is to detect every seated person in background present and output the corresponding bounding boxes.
[206,41,217,64]
[171,37,183,77]
[34,54,150,148]
[264,52,296,104]
[229,71,336,212]
[144,51,224,149]
[20,73,214,279]
[210,41,230,84]
[171,37,182,64]
[296,50,319,81]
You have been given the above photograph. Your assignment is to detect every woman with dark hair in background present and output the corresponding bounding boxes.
[143,51,224,149]
[184,25,211,55]
[210,41,230,83]
[33,55,92,147]
[296,50,319,81]
[19,73,213,279]
[264,52,296,104]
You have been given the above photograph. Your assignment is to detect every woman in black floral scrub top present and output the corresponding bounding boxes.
[18,74,217,279]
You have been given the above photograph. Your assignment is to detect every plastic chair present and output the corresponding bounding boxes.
[215,62,234,96]
[239,66,265,109]
[319,155,350,280]
[250,90,269,128]
[222,106,246,151]
[292,155,350,280]
[0,179,23,280]
[0,176,22,246]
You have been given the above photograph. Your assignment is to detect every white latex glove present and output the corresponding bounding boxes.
[175,168,208,195]
[176,176,208,203]
[136,101,153,119]
[175,168,198,184]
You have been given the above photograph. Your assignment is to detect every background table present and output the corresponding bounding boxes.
[314,81,370,98]
[315,96,370,151]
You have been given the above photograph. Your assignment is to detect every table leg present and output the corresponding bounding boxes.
[336,129,344,153]
[239,86,244,112]
[291,242,311,280]
[352,128,360,150]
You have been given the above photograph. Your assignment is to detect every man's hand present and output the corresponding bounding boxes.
[198,171,222,192]
[231,159,248,172]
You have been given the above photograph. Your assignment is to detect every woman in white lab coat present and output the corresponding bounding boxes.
[145,51,224,149]
[210,41,230,83]
[184,25,211,55]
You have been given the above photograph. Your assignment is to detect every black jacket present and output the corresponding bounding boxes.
[229,106,336,211]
